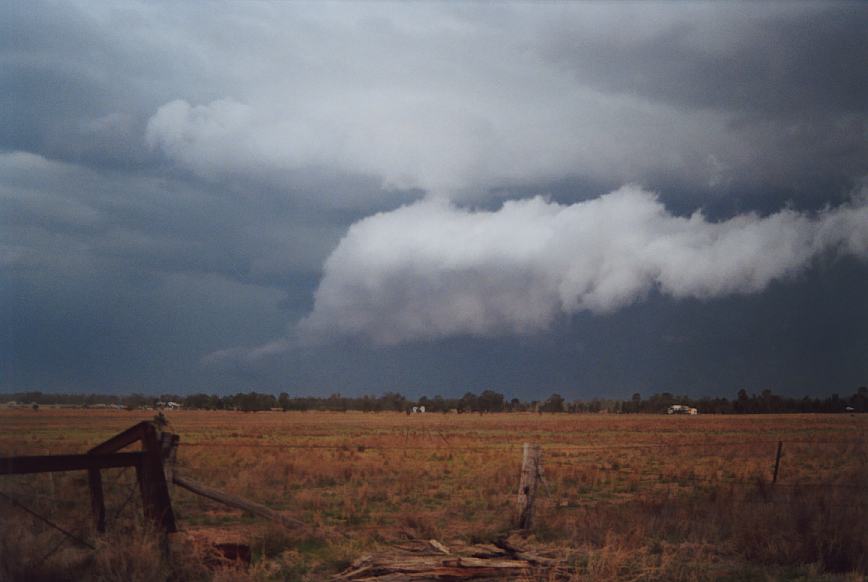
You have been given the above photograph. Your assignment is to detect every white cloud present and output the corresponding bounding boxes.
[139,3,857,207]
[145,99,256,178]
[299,186,868,344]
[139,5,784,202]
[145,90,733,203]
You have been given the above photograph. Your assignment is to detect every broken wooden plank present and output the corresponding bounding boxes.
[493,536,559,565]
[428,539,451,555]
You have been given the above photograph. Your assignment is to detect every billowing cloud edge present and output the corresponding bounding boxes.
[203,184,868,366]
[300,185,868,343]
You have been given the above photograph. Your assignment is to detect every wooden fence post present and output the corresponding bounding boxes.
[772,440,783,484]
[137,424,177,533]
[88,467,106,533]
[516,443,541,530]
[46,449,56,497]
[160,432,179,499]
[5,422,177,537]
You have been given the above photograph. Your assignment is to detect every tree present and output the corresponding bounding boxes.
[478,390,505,413]
[380,392,407,412]
[628,392,642,413]
[735,389,750,413]
[124,393,152,409]
[232,391,275,412]
[851,386,868,413]
[542,393,565,413]
[458,392,479,413]
[184,393,221,409]
[430,395,448,413]
[327,393,347,411]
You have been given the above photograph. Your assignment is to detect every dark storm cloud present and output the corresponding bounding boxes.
[542,4,868,116]
[539,3,868,204]
[0,3,149,167]
[199,257,868,399]
[135,3,868,211]
[0,152,346,290]
[1,2,866,396]
[0,151,330,392]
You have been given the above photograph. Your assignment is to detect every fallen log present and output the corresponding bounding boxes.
[335,555,532,579]
[494,536,559,566]
[334,539,567,580]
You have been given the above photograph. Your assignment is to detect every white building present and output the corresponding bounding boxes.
[667,404,698,415]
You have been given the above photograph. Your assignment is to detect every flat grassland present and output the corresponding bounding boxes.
[1,409,866,581]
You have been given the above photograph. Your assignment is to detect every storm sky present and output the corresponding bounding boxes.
[2,2,867,398]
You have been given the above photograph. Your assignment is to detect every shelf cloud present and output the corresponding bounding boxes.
[3,2,867,393]
[141,3,868,204]
[301,186,868,344]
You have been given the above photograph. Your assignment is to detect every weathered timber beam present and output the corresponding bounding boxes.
[138,423,176,533]
[173,473,306,529]
[516,443,541,530]
[88,421,153,454]
[0,452,143,475]
[89,467,106,533]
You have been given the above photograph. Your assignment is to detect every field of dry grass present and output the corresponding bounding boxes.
[1,409,866,581]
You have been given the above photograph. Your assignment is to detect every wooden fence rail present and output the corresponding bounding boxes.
[0,452,142,475]
[173,472,306,529]
[1,421,176,534]
[1,420,309,540]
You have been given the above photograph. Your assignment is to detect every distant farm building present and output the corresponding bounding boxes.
[667,405,698,415]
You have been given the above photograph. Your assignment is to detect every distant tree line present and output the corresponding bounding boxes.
[2,387,866,414]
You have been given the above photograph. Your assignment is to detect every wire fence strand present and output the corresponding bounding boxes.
[0,490,94,550]
[179,438,863,451]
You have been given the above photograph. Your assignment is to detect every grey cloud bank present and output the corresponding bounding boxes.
[300,187,868,344]
[2,2,867,396]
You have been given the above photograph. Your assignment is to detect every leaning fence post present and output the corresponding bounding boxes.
[516,443,542,530]
[772,440,783,484]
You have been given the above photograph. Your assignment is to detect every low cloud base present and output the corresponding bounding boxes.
[300,185,868,344]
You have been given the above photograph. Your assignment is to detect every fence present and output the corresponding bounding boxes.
[0,420,316,562]
[175,434,868,530]
[1,420,866,565]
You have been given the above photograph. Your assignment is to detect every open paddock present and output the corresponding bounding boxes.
[1,409,866,580]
